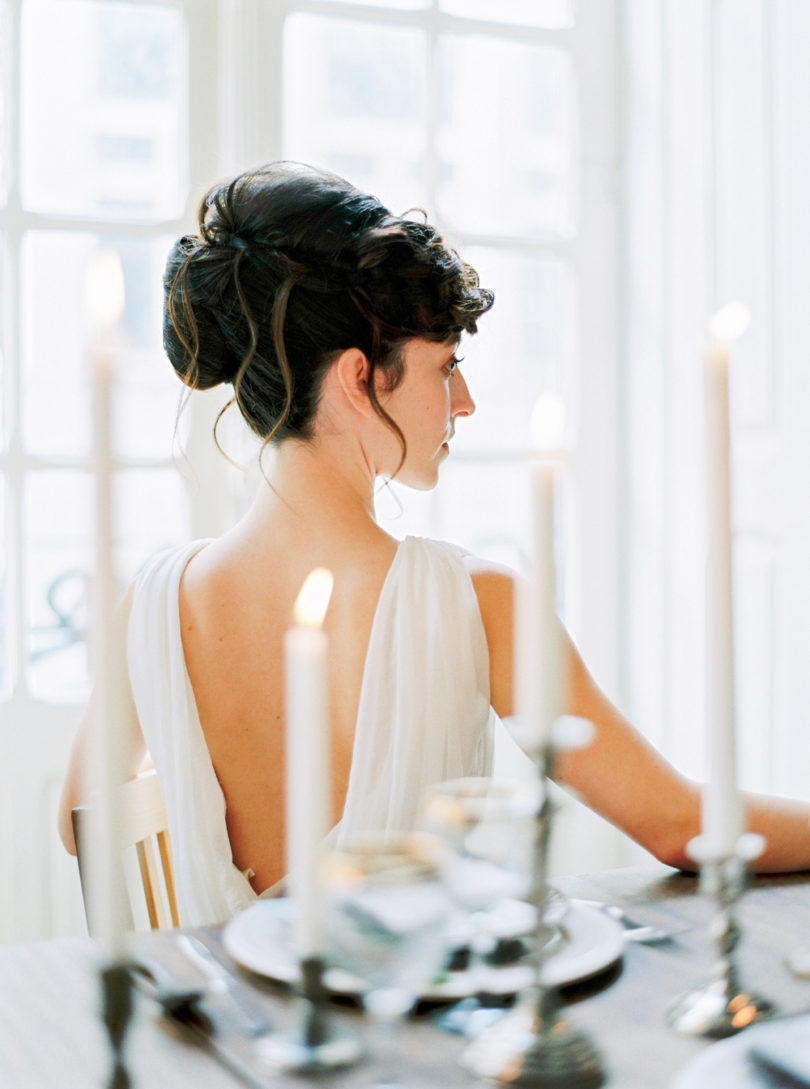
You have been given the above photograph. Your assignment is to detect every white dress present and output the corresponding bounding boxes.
[127,535,497,926]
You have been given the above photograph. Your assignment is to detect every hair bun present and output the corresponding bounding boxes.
[163,162,493,447]
[162,235,246,390]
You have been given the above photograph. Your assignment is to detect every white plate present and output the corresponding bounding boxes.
[671,1014,810,1089]
[222,898,624,1001]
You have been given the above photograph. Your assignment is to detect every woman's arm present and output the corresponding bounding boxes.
[57,586,149,855]
[472,568,810,872]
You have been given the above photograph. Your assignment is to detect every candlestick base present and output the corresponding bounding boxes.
[461,986,605,1088]
[462,739,605,1088]
[667,977,775,1039]
[667,834,776,1039]
[100,961,134,1089]
[258,956,363,1073]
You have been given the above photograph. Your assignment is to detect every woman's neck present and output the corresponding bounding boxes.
[249,433,385,541]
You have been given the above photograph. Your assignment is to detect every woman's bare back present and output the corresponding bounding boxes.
[178,511,399,893]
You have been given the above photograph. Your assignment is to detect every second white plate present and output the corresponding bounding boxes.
[222,898,624,1001]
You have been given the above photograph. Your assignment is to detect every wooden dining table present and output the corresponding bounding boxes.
[2,864,809,1088]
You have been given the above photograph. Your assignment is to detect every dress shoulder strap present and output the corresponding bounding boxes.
[338,536,495,841]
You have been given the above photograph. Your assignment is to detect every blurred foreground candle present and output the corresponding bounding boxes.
[285,568,334,958]
[702,301,750,856]
[83,248,129,957]
[515,394,566,751]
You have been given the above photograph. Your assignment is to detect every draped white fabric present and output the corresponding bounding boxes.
[127,536,495,926]
[127,540,254,926]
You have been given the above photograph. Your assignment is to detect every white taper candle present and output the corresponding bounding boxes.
[516,394,565,751]
[284,567,334,958]
[702,301,749,856]
[84,248,129,957]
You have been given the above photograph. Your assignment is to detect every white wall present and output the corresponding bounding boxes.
[623,0,810,804]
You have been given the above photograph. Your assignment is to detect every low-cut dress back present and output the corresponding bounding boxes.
[127,535,496,926]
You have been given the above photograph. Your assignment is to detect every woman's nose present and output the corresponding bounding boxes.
[452,371,475,418]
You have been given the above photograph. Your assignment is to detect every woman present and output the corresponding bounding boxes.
[58,162,810,926]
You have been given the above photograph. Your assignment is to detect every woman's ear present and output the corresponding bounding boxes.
[334,348,374,417]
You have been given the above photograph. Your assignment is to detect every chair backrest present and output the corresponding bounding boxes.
[72,769,180,931]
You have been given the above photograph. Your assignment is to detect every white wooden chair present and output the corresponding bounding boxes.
[72,769,179,930]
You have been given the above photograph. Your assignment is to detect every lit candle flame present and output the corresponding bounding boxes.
[531,393,566,453]
[84,248,126,335]
[709,301,750,345]
[293,568,334,628]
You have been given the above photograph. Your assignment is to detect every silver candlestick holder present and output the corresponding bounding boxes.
[100,960,135,1089]
[667,832,776,1038]
[258,955,363,1073]
[461,724,606,1088]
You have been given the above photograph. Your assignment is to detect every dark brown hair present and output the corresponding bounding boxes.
[163,162,493,456]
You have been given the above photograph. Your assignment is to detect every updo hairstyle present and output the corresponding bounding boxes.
[163,162,494,452]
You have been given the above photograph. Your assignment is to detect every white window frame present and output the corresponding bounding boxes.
[0,0,232,941]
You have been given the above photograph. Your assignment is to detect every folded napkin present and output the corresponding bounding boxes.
[749,1014,810,1087]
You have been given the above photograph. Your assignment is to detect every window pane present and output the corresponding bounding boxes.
[436,37,576,238]
[25,468,189,702]
[435,460,573,624]
[439,0,575,29]
[452,249,578,455]
[115,469,190,578]
[434,461,533,573]
[284,14,428,213]
[22,232,182,461]
[113,236,185,461]
[376,479,440,544]
[21,0,186,219]
[25,471,92,703]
